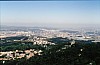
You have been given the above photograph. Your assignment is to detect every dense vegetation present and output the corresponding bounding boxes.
[0,36,45,51]
[0,37,100,65]
[0,42,45,51]
[0,42,100,65]
[48,37,70,44]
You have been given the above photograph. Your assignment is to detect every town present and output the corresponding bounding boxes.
[0,27,100,61]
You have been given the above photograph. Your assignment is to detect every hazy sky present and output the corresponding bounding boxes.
[0,1,100,28]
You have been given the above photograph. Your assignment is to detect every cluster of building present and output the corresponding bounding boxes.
[0,49,43,60]
[1,28,100,43]
[26,36,55,45]
[0,31,34,38]
[0,28,100,61]
[0,29,71,38]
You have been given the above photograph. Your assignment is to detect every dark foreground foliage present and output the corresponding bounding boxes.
[0,42,100,65]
